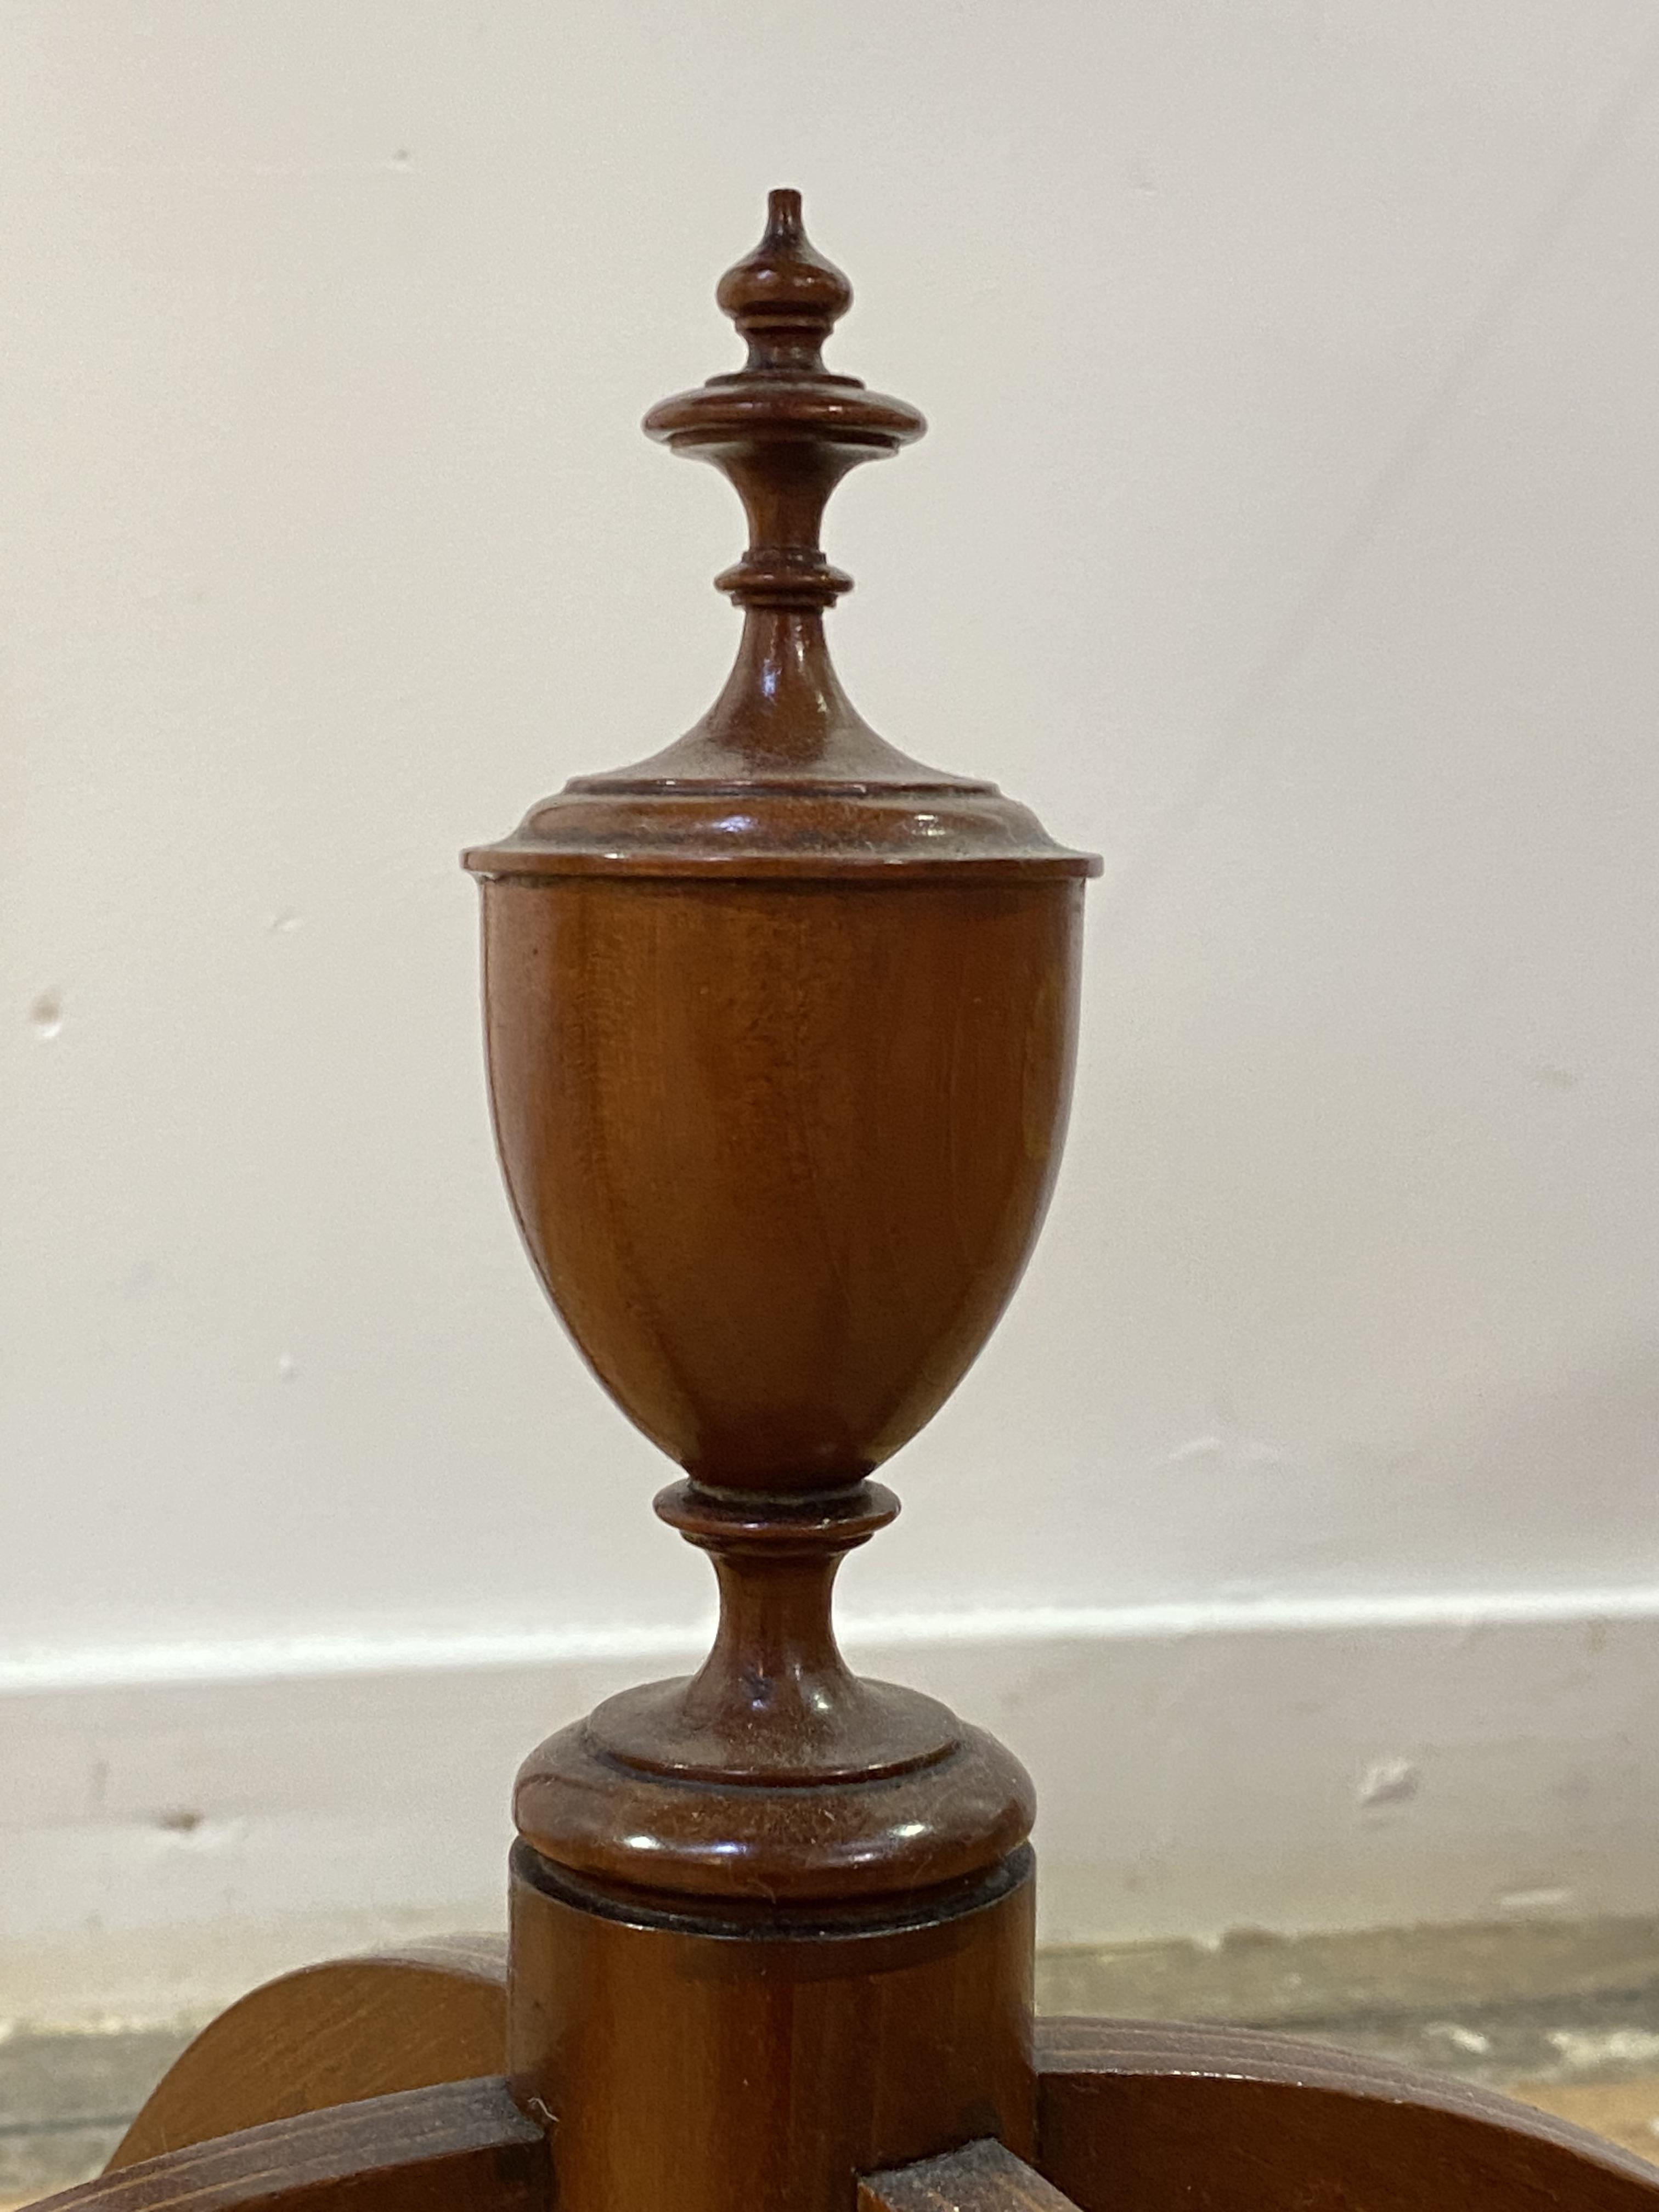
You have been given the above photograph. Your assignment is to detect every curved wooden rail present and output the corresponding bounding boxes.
[110,1939,507,2170]
[38,2079,543,2212]
[1036,2015,1659,2210]
[96,1965,1659,2209]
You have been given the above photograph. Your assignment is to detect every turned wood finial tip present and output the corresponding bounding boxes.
[715,186,853,374]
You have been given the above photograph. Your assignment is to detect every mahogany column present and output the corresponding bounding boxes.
[464,191,1099,2212]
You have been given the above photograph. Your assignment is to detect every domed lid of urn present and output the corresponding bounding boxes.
[464,191,1099,885]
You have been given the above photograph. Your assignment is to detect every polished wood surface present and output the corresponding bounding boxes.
[470,191,1090,1500]
[1036,2016,1659,2209]
[861,2138,1083,2212]
[44,2082,541,2212]
[35,2012,1659,2212]
[109,1941,507,2170]
[514,1482,1035,1901]
[461,187,1093,2212]
[480,874,1083,1492]
[463,191,1094,878]
[510,1854,1035,2212]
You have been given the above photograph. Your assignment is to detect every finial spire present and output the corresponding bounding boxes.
[468,189,1102,839]
[714,187,854,375]
[643,188,924,612]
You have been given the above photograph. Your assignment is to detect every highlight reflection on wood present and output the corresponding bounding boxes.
[109,1940,508,2169]
[71,2083,541,2212]
[1036,2017,1659,2211]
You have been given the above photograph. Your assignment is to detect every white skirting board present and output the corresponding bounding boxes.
[2,1590,1656,2030]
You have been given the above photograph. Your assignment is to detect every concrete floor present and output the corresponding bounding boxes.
[6,1918,1659,2202]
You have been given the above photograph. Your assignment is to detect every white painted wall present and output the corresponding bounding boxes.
[6,1,1659,2013]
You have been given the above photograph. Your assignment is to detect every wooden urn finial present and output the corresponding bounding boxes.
[65,192,1659,2212]
[464,191,1099,2212]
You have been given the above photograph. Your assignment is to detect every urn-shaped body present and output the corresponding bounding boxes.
[481,871,1082,1492]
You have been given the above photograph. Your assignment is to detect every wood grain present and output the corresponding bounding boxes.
[1036,2015,1659,2208]
[460,189,1087,2212]
[109,1942,506,2169]
[478,875,1083,1495]
[36,2080,542,2212]
[507,1846,1035,2212]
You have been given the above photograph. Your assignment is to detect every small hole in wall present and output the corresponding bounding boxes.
[29,991,63,1039]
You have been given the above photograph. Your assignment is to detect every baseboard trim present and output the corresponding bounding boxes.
[7,1582,1659,1693]
[3,1592,1656,2027]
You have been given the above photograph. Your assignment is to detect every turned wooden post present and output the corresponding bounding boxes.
[463,190,1100,2212]
[35,181,1659,2212]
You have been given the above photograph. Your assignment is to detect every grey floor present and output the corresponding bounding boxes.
[8,1918,1659,2202]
